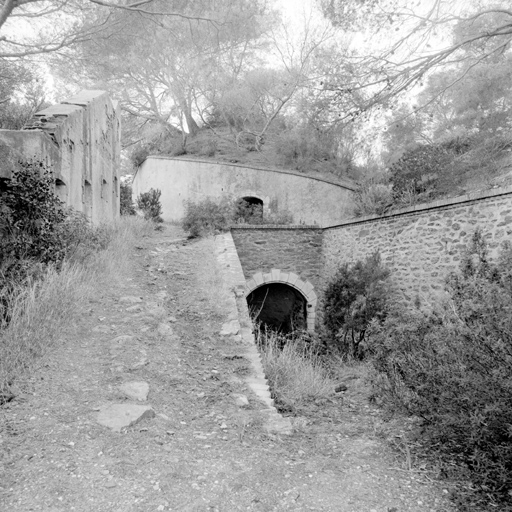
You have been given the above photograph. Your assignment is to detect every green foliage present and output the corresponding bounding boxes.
[136,188,163,223]
[389,144,448,203]
[120,183,136,216]
[182,197,294,237]
[353,179,393,217]
[234,199,263,223]
[0,164,112,325]
[0,165,67,268]
[323,252,390,358]
[182,198,234,237]
[371,231,512,508]
[130,145,150,168]
[274,125,339,173]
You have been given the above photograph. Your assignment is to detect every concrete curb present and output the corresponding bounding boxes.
[214,233,292,435]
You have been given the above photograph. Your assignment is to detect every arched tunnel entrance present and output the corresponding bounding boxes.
[235,196,263,223]
[245,270,318,333]
[247,283,307,333]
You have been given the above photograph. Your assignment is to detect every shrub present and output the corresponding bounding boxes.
[353,180,393,217]
[389,144,447,203]
[120,183,136,216]
[182,197,294,237]
[0,164,66,267]
[370,231,512,508]
[130,145,150,167]
[234,199,263,223]
[0,165,112,325]
[323,252,390,358]
[275,126,337,172]
[182,197,234,237]
[136,188,163,223]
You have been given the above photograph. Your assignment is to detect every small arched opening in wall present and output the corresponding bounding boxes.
[235,196,264,223]
[245,270,317,333]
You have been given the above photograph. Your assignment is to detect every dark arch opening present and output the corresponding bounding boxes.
[247,283,307,334]
[235,196,263,223]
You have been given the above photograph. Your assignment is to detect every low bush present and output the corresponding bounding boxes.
[353,180,393,217]
[1,164,67,267]
[136,188,164,223]
[120,183,136,216]
[182,197,294,237]
[0,165,114,324]
[370,230,512,508]
[323,252,390,358]
[182,197,234,237]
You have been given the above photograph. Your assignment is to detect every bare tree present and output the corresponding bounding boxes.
[320,0,512,119]
[0,0,241,59]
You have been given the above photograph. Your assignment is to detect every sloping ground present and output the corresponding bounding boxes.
[136,126,356,190]
[0,226,455,511]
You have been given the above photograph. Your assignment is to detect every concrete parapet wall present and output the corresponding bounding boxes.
[323,186,512,302]
[0,90,120,224]
[132,157,354,226]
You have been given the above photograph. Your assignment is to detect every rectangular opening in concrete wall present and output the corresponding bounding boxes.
[0,178,8,193]
[83,180,92,219]
[55,178,67,203]
[112,176,118,215]
[101,178,108,201]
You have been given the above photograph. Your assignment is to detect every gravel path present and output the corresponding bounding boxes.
[0,225,456,511]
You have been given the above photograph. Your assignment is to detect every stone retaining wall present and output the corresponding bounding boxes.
[231,225,324,293]
[323,186,512,302]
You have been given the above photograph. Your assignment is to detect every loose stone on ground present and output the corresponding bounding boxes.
[96,403,155,432]
[119,381,150,401]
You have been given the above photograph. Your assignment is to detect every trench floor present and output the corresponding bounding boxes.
[0,225,456,512]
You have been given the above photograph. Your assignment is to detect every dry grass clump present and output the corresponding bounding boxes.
[257,328,335,409]
[0,216,153,396]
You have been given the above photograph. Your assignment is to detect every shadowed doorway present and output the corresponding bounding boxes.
[247,283,307,333]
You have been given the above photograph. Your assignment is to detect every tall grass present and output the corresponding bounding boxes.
[256,328,335,409]
[0,216,153,395]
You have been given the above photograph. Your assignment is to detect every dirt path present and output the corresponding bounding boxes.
[0,226,455,512]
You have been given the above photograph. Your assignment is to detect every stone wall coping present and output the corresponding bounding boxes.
[230,224,321,230]
[136,155,356,191]
[325,185,512,230]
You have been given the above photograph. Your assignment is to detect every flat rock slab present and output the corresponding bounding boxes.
[119,381,149,401]
[119,296,143,304]
[97,404,155,432]
[220,320,240,336]
[157,323,174,336]
[125,304,143,313]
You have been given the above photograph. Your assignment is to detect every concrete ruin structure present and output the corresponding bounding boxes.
[0,90,121,224]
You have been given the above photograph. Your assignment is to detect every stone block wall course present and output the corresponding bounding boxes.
[231,226,324,292]
[323,187,512,301]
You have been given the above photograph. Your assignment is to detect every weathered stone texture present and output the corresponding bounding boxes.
[132,157,354,226]
[0,90,120,224]
[231,226,324,293]
[323,188,512,301]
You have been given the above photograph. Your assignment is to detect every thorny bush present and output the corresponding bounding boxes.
[370,230,512,509]
[136,188,164,223]
[323,252,390,358]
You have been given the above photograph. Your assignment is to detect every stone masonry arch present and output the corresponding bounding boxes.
[245,269,317,332]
